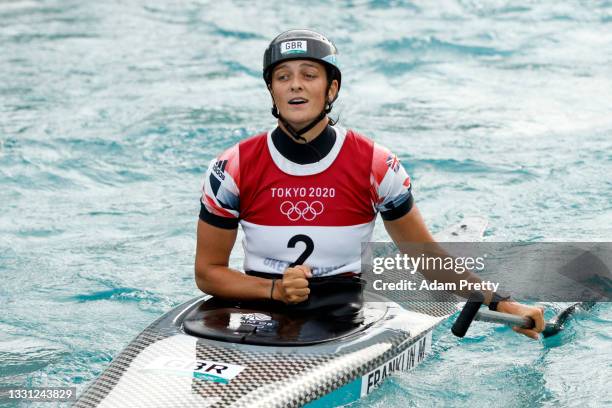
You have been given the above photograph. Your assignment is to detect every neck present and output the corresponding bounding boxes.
[278,116,329,143]
[271,125,336,165]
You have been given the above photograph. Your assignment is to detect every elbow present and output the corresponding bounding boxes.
[194,265,214,295]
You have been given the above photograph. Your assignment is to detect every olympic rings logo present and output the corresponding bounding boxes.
[280,200,324,221]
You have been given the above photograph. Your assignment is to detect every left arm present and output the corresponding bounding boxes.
[383,205,495,303]
[383,207,545,339]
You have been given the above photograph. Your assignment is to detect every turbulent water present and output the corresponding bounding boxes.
[1,0,611,407]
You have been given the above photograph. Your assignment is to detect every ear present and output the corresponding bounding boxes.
[267,83,276,101]
[327,79,339,103]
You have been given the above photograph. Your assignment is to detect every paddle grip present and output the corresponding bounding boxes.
[451,291,485,338]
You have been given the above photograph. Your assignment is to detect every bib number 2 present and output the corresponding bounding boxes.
[287,234,314,267]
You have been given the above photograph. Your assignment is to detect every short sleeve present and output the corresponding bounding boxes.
[199,144,241,229]
[370,143,413,221]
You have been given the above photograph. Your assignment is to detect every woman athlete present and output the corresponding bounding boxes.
[195,29,545,339]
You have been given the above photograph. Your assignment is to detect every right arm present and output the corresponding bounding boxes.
[194,219,310,303]
[194,145,274,300]
[194,219,274,301]
[196,144,310,303]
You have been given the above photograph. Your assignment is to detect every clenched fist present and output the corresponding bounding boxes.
[274,265,312,304]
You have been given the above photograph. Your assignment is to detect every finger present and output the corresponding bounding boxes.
[281,278,309,291]
[287,287,310,297]
[285,285,310,303]
[283,268,302,279]
[512,326,540,340]
[287,296,308,304]
[512,327,539,340]
[294,265,312,278]
[292,278,310,289]
[528,309,545,333]
[287,293,309,303]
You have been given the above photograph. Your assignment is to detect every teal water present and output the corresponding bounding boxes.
[1,1,611,407]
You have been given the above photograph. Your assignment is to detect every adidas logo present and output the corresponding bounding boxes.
[213,160,227,180]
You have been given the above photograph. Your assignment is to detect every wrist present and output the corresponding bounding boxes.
[270,279,286,303]
[488,291,512,311]
[270,279,277,301]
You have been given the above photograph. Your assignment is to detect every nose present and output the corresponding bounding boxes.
[289,75,303,92]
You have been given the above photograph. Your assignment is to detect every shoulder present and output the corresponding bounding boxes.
[371,141,397,171]
[212,130,269,174]
[337,128,404,179]
[336,128,375,162]
[343,128,374,147]
[216,131,266,159]
[238,131,268,155]
[213,131,269,158]
[342,129,398,180]
[343,128,397,158]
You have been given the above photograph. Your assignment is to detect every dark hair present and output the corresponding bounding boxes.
[324,66,339,126]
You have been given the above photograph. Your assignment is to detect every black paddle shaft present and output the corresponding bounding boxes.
[451,291,485,337]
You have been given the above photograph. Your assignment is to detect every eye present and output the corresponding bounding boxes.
[304,73,317,79]
[276,73,289,81]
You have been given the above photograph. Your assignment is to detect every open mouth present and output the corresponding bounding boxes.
[288,98,308,105]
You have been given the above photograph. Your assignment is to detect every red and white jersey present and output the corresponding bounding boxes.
[200,126,413,277]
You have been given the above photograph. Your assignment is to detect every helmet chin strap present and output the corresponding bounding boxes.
[272,108,325,162]
[268,84,334,145]
[276,109,327,144]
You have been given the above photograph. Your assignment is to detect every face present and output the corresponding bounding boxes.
[269,60,338,130]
